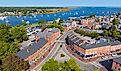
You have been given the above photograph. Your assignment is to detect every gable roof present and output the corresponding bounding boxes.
[16,38,47,59]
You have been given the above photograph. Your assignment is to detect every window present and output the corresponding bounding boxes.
[118,68,120,71]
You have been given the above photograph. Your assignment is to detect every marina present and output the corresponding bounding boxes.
[0,7,121,26]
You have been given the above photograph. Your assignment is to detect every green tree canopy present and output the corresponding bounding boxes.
[112,18,119,25]
[2,54,29,71]
[74,29,99,39]
[0,24,29,71]
[10,26,28,43]
[42,58,60,71]
[103,26,121,38]
[47,23,64,32]
[38,20,47,24]
[58,19,64,25]
[22,21,29,26]
[42,58,86,71]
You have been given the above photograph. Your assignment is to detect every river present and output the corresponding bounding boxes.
[0,7,121,26]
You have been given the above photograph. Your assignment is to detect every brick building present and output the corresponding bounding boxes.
[16,28,60,65]
[62,21,77,31]
[66,33,121,59]
[80,18,95,29]
[112,57,121,71]
[100,57,121,71]
[35,28,61,44]
[16,38,48,64]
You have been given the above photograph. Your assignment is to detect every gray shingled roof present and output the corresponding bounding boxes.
[36,32,52,38]
[80,41,121,49]
[44,28,60,33]
[113,57,121,64]
[67,32,121,49]
[51,28,60,33]
[16,38,48,59]
[36,28,60,38]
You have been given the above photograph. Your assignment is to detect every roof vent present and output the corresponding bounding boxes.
[27,49,29,53]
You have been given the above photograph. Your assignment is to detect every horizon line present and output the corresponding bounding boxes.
[0,5,121,8]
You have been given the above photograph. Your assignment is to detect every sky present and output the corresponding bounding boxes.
[0,0,121,7]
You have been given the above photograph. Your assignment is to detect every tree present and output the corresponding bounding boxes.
[42,58,85,71]
[38,20,48,29]
[22,21,29,26]
[95,18,100,23]
[38,20,47,25]
[58,19,64,25]
[42,58,60,71]
[102,25,121,38]
[59,62,70,71]
[2,54,29,71]
[90,32,99,39]
[112,29,120,38]
[66,59,80,71]
[74,29,99,39]
[47,24,64,32]
[103,30,109,36]
[0,24,29,71]
[0,41,19,61]
[10,26,28,43]
[111,25,117,31]
[112,18,119,25]
[52,20,57,24]
[0,24,11,30]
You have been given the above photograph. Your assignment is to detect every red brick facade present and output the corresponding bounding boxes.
[112,61,121,71]
[70,43,121,58]
[25,31,60,63]
[80,19,95,29]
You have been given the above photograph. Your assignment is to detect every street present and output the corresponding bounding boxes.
[62,44,97,71]
[33,30,73,71]
[33,29,97,71]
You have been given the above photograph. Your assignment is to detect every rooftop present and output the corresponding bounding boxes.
[68,32,96,45]
[36,28,60,38]
[67,32,121,50]
[80,41,121,49]
[16,38,48,59]
[113,57,121,64]
[44,28,60,33]
[36,32,52,38]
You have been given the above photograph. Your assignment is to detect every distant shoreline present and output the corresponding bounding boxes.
[0,7,70,16]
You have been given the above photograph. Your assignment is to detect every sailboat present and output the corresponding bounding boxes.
[54,14,56,16]
[76,12,78,15]
[47,15,50,17]
[82,11,85,13]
